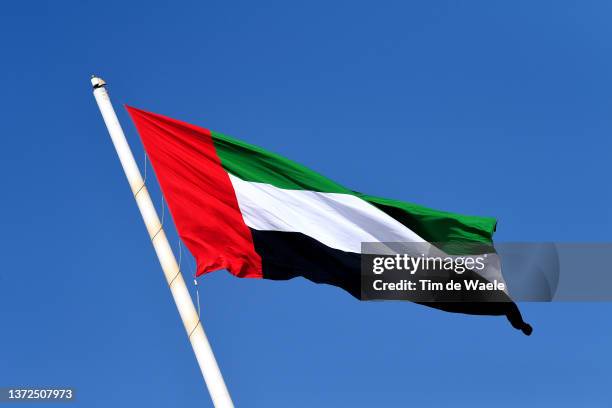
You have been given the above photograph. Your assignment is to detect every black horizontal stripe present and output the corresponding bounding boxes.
[252,229,362,297]
[249,228,532,335]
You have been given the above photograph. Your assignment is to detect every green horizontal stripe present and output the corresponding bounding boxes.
[211,130,350,194]
[211,130,497,246]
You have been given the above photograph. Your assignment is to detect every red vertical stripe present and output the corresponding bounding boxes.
[126,106,262,278]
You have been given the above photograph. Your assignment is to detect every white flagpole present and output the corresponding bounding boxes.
[91,76,234,408]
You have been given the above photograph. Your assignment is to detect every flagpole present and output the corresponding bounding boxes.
[91,76,234,408]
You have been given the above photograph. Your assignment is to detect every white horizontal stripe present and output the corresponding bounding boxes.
[228,174,425,254]
[228,175,507,292]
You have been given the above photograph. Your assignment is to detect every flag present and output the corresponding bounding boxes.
[126,106,532,335]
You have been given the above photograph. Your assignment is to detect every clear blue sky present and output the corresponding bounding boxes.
[1,1,611,406]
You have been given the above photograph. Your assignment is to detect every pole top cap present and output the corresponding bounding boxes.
[91,76,106,89]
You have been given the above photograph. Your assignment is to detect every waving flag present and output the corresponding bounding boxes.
[127,106,531,335]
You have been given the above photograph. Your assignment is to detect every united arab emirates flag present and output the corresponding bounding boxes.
[127,106,532,335]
